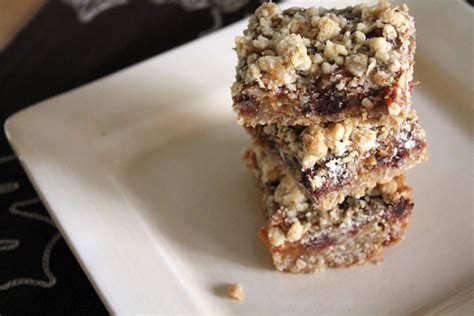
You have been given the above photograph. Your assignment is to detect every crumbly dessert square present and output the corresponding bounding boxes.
[244,147,413,273]
[232,1,416,126]
[247,110,427,210]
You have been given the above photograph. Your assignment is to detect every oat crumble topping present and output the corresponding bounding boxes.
[234,1,413,91]
[232,0,416,125]
[258,110,425,193]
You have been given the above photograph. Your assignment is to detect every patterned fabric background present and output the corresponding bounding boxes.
[0,0,268,314]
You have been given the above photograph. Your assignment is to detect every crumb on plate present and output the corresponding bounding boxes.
[227,283,244,301]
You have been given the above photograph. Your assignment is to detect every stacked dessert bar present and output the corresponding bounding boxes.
[232,1,428,273]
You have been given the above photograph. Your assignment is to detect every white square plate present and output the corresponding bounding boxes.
[5,1,473,314]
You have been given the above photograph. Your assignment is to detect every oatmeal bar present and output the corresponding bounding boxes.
[247,110,427,210]
[244,147,413,273]
[232,1,415,126]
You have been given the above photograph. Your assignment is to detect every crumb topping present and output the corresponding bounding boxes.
[274,174,309,212]
[268,226,286,247]
[232,0,415,122]
[258,110,424,193]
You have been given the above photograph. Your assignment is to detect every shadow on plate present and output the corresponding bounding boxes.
[120,119,273,271]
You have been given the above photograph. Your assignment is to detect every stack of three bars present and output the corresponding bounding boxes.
[231,1,427,273]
